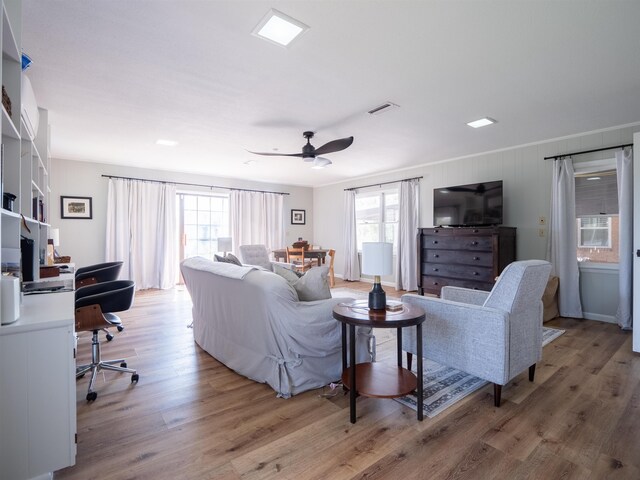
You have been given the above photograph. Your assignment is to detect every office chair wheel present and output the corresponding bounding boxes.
[106,333,114,342]
[117,325,124,332]
[86,391,97,402]
[131,374,139,383]
[120,362,127,368]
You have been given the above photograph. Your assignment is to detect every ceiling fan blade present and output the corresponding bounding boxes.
[313,136,354,155]
[247,151,304,157]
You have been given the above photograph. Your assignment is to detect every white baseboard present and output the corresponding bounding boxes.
[583,312,616,324]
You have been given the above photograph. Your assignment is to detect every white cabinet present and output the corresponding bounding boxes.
[0,291,76,479]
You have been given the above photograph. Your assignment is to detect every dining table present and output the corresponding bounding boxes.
[272,248,329,267]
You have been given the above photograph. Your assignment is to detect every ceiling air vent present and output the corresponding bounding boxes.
[367,102,399,115]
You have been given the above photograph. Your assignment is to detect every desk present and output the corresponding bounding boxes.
[333,300,425,423]
[0,290,76,479]
[272,248,329,266]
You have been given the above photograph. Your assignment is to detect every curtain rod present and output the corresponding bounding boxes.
[101,174,290,195]
[544,143,633,161]
[344,176,423,191]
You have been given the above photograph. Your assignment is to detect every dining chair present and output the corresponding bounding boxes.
[327,249,336,287]
[286,246,313,273]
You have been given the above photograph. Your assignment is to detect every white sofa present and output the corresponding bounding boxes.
[180,256,373,398]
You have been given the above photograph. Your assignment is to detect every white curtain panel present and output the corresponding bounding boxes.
[550,158,583,318]
[395,179,420,291]
[616,148,633,330]
[106,178,177,290]
[230,190,284,255]
[342,190,361,281]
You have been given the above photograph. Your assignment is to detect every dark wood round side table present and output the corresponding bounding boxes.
[332,300,426,423]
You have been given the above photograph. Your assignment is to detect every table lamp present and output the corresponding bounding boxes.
[218,237,232,256]
[361,242,393,310]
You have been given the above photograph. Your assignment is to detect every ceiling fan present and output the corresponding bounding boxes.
[249,131,354,168]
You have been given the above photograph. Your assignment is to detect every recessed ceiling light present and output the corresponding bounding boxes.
[467,117,497,128]
[252,9,309,47]
[156,139,178,147]
[587,176,601,181]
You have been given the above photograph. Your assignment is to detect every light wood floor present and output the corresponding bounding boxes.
[56,279,640,480]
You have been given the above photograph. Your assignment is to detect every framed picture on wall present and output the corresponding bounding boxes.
[291,209,306,225]
[60,196,93,219]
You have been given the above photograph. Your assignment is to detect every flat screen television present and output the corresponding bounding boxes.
[433,180,503,227]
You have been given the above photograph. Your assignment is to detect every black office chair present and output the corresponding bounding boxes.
[75,280,139,402]
[76,261,124,341]
[75,261,123,288]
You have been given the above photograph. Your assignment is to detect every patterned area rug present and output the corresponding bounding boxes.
[394,326,565,417]
[330,287,566,418]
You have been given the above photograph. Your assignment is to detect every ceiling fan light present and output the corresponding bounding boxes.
[311,157,332,169]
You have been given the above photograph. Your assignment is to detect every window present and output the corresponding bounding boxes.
[574,165,619,263]
[577,217,612,248]
[355,190,398,252]
[179,193,230,260]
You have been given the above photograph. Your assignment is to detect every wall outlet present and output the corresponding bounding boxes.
[538,228,545,237]
[538,216,546,225]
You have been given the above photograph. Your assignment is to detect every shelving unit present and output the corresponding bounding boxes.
[0,1,76,478]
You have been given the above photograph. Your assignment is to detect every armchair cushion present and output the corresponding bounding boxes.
[238,244,273,270]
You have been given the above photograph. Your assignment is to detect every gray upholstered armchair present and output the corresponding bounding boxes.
[238,244,293,271]
[401,259,552,407]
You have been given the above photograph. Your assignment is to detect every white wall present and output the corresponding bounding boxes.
[314,124,640,312]
[50,158,313,268]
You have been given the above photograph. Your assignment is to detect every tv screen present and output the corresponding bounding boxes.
[433,180,503,227]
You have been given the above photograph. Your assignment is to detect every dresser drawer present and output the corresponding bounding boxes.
[422,235,492,251]
[420,275,494,293]
[421,227,491,236]
[422,263,494,282]
[425,249,493,267]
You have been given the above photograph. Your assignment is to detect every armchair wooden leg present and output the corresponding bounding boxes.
[493,384,502,407]
[406,352,413,371]
[529,364,536,382]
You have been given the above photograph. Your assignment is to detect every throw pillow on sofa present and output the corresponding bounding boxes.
[214,254,242,266]
[225,253,242,266]
[273,264,331,301]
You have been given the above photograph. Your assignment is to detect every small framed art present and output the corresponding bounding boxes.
[291,209,306,225]
[61,196,93,219]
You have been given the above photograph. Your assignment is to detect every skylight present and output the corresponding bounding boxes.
[252,9,309,47]
[467,117,497,128]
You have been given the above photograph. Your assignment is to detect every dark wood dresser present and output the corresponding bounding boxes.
[417,226,516,296]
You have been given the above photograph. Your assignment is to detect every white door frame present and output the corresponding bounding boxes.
[632,132,640,352]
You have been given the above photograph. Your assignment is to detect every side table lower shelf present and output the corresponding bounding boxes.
[341,362,417,398]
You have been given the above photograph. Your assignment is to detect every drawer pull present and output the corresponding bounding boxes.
[434,229,439,233]
[473,271,479,276]
[473,229,479,233]
[473,256,480,261]
[433,240,438,244]
[433,282,438,285]
[433,268,439,272]
[434,254,439,258]
[471,241,478,246]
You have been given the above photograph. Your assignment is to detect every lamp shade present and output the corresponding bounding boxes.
[50,228,60,247]
[361,242,393,276]
[218,237,232,252]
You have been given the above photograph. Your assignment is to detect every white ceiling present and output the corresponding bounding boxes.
[22,1,640,188]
